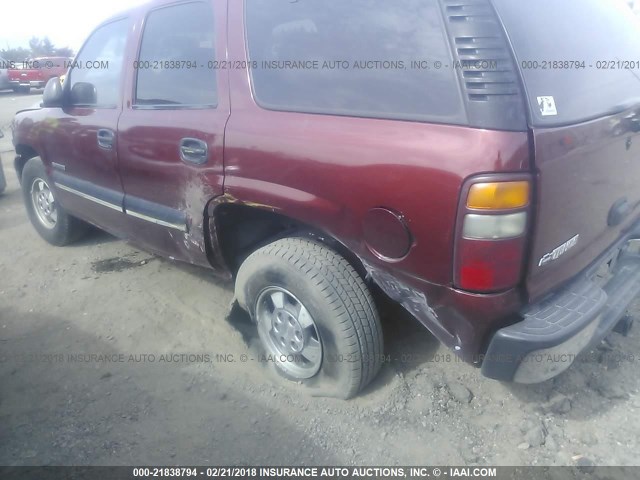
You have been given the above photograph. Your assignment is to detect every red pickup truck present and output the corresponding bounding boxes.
[10,0,640,398]
[8,57,70,93]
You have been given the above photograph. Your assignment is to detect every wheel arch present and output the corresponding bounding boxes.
[207,199,369,282]
[14,144,40,183]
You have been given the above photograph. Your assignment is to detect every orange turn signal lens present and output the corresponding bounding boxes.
[467,181,530,210]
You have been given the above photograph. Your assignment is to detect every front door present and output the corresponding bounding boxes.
[117,0,229,267]
[48,17,131,237]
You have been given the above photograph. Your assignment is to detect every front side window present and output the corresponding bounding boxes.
[135,2,217,107]
[69,19,129,108]
[245,0,465,124]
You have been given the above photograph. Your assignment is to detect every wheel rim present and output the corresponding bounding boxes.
[256,287,323,379]
[30,177,58,229]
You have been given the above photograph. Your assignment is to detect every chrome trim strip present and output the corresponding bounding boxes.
[54,183,123,212]
[126,209,188,233]
[54,182,187,232]
[51,162,66,171]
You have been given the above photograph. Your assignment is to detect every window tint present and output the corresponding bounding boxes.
[493,0,640,126]
[245,0,465,124]
[136,2,217,107]
[69,19,129,107]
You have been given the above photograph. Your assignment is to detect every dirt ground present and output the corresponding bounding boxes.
[1,91,640,469]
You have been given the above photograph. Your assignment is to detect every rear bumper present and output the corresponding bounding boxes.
[9,80,43,89]
[482,225,640,383]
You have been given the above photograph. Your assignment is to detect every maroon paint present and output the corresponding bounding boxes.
[362,208,413,261]
[12,0,588,364]
[116,0,230,266]
[527,109,640,301]
[223,0,531,357]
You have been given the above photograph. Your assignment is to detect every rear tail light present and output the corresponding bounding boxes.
[454,178,531,293]
[467,181,530,210]
[462,212,527,239]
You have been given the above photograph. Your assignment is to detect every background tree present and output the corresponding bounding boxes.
[54,46,74,58]
[29,36,56,57]
[0,46,31,62]
[1,37,74,63]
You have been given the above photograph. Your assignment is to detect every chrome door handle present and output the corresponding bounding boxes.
[179,138,208,165]
[97,129,115,150]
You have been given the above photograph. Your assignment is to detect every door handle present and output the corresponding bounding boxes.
[97,129,115,150]
[179,138,208,165]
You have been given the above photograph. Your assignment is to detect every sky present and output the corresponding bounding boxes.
[0,0,148,53]
[1,0,638,53]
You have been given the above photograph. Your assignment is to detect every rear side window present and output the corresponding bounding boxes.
[69,19,129,108]
[245,0,465,124]
[493,0,640,127]
[135,2,217,107]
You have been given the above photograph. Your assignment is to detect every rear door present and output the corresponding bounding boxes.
[117,0,229,266]
[493,0,640,299]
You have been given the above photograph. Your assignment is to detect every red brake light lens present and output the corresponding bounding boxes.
[454,176,532,293]
[456,237,527,292]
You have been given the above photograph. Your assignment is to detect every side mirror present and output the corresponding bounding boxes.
[70,82,97,106]
[42,77,63,108]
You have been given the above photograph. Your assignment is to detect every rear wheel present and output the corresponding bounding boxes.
[21,157,87,246]
[235,237,383,399]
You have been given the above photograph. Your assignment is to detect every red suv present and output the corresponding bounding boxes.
[11,0,640,398]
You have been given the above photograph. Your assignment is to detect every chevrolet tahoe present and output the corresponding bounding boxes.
[11,0,640,398]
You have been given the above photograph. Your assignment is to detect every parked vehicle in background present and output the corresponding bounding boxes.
[0,130,5,194]
[10,0,640,398]
[8,57,70,93]
[0,157,5,194]
[0,57,11,91]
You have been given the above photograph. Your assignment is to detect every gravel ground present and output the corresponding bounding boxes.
[1,91,639,468]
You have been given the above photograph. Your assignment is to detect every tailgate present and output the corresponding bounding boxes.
[492,0,640,299]
[9,69,37,82]
[528,112,640,299]
[8,70,21,81]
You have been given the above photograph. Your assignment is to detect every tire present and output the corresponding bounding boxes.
[235,237,383,399]
[21,157,87,246]
[20,86,30,94]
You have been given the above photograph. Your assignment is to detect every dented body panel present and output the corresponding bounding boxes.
[223,0,531,359]
[13,0,231,271]
[11,0,533,364]
[13,0,640,378]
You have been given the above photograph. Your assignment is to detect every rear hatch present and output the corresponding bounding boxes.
[493,0,640,300]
